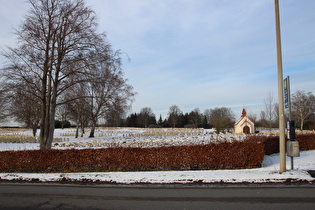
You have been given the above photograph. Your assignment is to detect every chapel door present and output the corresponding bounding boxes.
[243,126,250,134]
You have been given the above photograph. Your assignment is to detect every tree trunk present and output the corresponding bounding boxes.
[89,117,98,138]
[39,86,48,149]
[301,118,304,131]
[89,123,96,138]
[39,72,48,149]
[32,125,37,137]
[47,100,57,149]
[75,124,79,138]
[81,122,85,137]
[40,107,56,149]
[39,76,58,150]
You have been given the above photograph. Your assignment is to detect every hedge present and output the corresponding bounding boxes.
[1,133,314,173]
[0,139,264,173]
[247,133,315,155]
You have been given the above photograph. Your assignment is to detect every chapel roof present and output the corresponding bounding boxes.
[242,108,246,117]
[235,108,255,126]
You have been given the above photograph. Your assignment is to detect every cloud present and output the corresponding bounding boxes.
[92,0,314,118]
[1,0,315,119]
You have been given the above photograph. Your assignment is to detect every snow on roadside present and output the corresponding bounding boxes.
[1,150,314,184]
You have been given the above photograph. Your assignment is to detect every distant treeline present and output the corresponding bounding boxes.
[123,106,235,132]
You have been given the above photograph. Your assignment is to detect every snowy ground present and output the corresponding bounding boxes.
[0,128,314,184]
[0,128,245,151]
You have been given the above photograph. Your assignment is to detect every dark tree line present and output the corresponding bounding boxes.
[125,106,235,132]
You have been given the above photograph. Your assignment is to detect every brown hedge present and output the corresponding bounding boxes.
[247,133,315,155]
[2,133,313,173]
[0,140,264,173]
[297,133,315,151]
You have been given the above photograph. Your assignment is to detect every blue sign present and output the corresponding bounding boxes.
[283,77,289,109]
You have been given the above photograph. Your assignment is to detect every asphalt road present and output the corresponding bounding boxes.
[0,183,315,209]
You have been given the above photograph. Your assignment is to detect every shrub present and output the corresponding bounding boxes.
[0,141,264,173]
[1,133,313,173]
[246,133,315,155]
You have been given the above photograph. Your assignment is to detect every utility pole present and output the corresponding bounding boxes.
[274,0,286,173]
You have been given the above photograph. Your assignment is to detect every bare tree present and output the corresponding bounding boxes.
[259,111,268,128]
[209,107,235,133]
[263,92,277,131]
[86,56,135,137]
[274,103,279,126]
[9,83,41,136]
[167,105,182,128]
[104,101,125,127]
[291,90,315,131]
[204,109,211,126]
[2,0,118,149]
[138,107,155,128]
[55,104,69,129]
[0,86,10,124]
[104,92,133,127]
[247,113,257,124]
[65,83,90,138]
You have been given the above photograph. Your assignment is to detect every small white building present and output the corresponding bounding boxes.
[234,109,255,134]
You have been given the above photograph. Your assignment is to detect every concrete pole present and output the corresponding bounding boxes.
[274,0,286,173]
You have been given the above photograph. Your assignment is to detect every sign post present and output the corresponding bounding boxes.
[284,76,299,170]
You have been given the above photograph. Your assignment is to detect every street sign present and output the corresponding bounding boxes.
[284,77,289,109]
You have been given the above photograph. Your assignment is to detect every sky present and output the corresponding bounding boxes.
[1,0,315,120]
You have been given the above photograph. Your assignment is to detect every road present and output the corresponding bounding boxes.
[0,183,315,209]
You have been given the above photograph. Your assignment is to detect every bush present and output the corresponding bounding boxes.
[0,140,264,173]
[1,133,313,173]
[246,133,315,155]
[297,133,315,150]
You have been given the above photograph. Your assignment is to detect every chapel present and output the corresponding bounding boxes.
[234,108,255,134]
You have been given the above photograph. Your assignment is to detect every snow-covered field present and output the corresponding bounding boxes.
[0,127,245,151]
[0,128,314,184]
